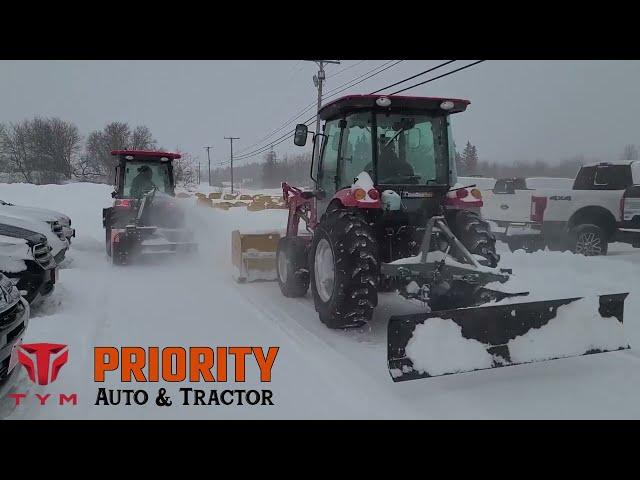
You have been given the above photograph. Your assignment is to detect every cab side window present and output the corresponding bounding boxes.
[318,119,340,194]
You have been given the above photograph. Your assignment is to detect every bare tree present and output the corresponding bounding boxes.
[131,126,157,150]
[0,117,81,184]
[173,150,198,189]
[0,120,35,183]
[81,122,159,183]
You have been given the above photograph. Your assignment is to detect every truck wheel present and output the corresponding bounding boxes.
[570,224,608,256]
[309,209,378,329]
[276,237,309,297]
[449,210,500,267]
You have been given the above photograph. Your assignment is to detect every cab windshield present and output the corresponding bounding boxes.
[123,161,173,198]
[375,113,449,186]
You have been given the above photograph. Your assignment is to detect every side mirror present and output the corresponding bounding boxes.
[294,124,308,146]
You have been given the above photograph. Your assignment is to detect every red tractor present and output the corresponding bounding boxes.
[102,150,197,265]
[273,94,629,381]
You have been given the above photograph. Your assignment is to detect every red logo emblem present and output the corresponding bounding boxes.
[18,343,69,385]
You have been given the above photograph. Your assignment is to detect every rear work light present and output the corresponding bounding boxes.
[456,188,469,199]
[353,188,367,201]
[530,196,547,223]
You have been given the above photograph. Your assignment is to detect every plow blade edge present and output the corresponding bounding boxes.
[388,293,629,382]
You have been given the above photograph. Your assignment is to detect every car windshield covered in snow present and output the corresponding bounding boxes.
[123,161,173,198]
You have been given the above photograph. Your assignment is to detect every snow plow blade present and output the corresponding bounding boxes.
[231,230,281,283]
[388,293,629,382]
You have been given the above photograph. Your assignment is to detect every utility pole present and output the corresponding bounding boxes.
[306,60,340,163]
[224,137,240,193]
[197,161,201,184]
[204,146,212,187]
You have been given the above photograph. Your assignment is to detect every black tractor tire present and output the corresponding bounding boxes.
[276,237,310,297]
[569,224,608,256]
[111,238,128,266]
[105,228,112,257]
[309,209,379,329]
[449,209,500,267]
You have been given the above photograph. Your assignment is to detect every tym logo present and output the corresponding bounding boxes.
[18,343,69,385]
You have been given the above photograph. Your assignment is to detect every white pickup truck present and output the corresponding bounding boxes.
[478,177,573,250]
[527,161,640,255]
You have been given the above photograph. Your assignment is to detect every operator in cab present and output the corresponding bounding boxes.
[130,165,157,198]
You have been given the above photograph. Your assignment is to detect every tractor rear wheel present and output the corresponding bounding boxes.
[276,237,310,297]
[449,210,500,267]
[309,209,379,329]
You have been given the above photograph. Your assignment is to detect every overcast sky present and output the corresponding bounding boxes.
[1,60,639,167]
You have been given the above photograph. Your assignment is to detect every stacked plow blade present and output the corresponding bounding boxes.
[388,293,630,382]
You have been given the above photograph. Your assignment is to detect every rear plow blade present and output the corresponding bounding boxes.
[388,293,629,382]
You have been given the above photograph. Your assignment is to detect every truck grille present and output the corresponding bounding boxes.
[33,242,55,269]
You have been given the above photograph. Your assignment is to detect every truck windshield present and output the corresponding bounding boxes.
[123,161,173,198]
[375,113,449,185]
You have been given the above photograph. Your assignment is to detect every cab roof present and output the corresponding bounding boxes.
[111,150,181,160]
[318,94,470,121]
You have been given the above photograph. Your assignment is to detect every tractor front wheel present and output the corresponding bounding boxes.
[276,237,310,297]
[309,209,379,329]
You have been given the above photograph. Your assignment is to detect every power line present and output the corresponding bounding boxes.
[234,115,317,162]
[389,60,485,95]
[236,60,397,156]
[233,60,482,164]
[369,60,457,94]
[325,60,366,79]
[322,60,402,98]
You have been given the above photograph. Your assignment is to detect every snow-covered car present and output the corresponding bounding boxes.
[528,161,640,255]
[0,199,74,244]
[0,212,68,265]
[0,272,30,393]
[0,224,58,304]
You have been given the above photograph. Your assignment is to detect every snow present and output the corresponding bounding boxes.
[1,181,640,419]
[405,319,494,376]
[0,203,70,226]
[507,296,628,363]
[0,235,30,273]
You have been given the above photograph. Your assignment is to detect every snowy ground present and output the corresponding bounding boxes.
[1,182,640,419]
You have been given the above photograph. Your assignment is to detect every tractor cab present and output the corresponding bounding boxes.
[295,95,469,199]
[111,150,180,200]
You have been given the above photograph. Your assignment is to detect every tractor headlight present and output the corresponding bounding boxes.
[376,97,392,107]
